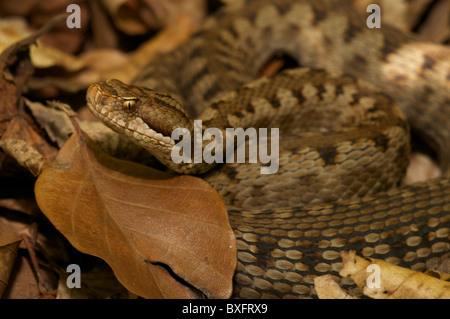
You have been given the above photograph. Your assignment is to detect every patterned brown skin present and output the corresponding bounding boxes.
[87,0,450,298]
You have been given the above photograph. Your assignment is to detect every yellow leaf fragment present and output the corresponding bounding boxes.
[314,274,357,299]
[340,251,450,299]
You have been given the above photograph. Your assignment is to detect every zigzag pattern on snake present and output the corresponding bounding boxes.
[87,0,450,298]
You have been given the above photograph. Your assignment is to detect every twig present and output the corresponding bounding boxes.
[20,229,49,295]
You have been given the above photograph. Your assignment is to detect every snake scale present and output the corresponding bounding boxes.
[86,0,450,298]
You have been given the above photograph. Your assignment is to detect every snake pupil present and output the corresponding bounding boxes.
[123,99,137,112]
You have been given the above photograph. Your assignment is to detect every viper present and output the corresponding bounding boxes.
[86,0,450,298]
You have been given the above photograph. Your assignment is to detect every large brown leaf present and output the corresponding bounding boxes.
[34,125,236,299]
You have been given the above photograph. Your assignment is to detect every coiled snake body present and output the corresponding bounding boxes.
[87,0,450,298]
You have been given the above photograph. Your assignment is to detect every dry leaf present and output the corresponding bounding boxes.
[26,100,156,165]
[35,123,236,299]
[349,0,433,31]
[0,18,31,51]
[108,14,200,83]
[340,251,450,299]
[0,24,33,136]
[0,198,41,216]
[314,274,357,299]
[0,15,89,99]
[0,242,20,297]
[0,219,22,297]
[0,0,39,16]
[56,263,129,299]
[29,43,85,71]
[0,116,57,176]
[28,0,89,54]
[427,252,450,274]
[88,0,120,48]
[0,209,73,298]
[99,0,205,35]
[417,0,450,43]
[25,99,73,148]
[0,17,84,71]
[26,49,130,94]
[426,253,450,281]
[1,255,39,299]
[404,153,441,185]
[99,0,149,35]
[0,15,66,175]
[0,0,88,54]
[76,49,130,82]
[1,253,58,299]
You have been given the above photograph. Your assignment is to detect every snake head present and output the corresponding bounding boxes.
[87,79,193,151]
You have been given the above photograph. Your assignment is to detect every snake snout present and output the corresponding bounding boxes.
[86,84,103,109]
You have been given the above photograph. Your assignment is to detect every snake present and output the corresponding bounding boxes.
[86,0,450,298]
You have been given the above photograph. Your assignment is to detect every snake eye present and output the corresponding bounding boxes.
[123,99,137,112]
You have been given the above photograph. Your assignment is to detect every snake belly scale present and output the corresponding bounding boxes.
[86,0,450,298]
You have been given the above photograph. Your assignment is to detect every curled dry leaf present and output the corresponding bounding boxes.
[0,138,47,177]
[34,124,236,299]
[340,251,450,299]
[0,117,57,176]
